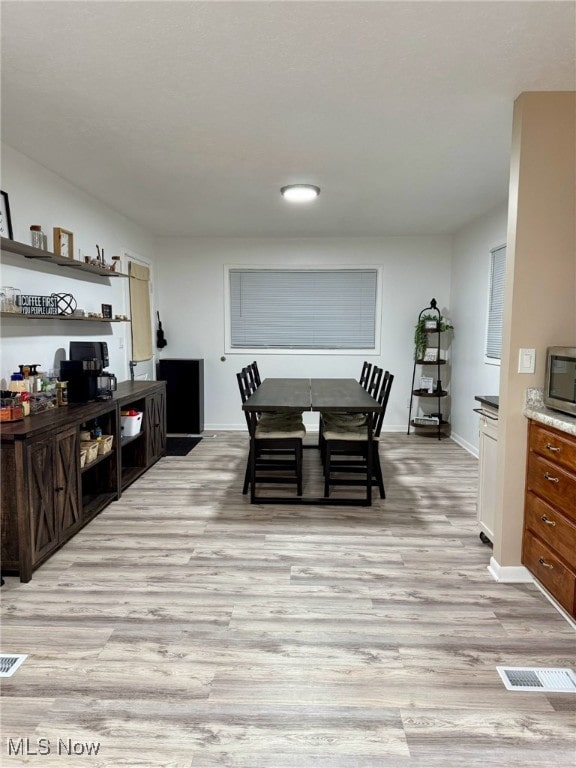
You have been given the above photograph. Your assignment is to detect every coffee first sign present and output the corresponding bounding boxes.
[17,295,59,315]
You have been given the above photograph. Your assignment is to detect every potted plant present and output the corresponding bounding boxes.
[414,313,453,361]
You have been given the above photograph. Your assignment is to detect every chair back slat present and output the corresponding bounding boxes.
[246,364,258,392]
[367,365,383,397]
[251,361,262,387]
[236,369,256,432]
[359,361,372,390]
[373,371,394,437]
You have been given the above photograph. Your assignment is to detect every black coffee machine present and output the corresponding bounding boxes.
[60,342,117,403]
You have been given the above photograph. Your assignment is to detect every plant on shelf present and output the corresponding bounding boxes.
[414,313,454,361]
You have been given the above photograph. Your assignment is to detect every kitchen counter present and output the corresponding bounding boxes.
[523,387,576,437]
[475,395,499,410]
[524,403,576,437]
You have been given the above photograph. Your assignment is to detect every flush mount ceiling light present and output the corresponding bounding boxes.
[280,184,321,202]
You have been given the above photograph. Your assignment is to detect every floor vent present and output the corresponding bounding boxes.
[497,666,576,693]
[0,654,27,677]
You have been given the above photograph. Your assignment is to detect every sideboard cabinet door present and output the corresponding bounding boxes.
[26,436,58,564]
[55,426,82,539]
[146,389,166,465]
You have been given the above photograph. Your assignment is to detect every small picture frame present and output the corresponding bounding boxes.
[101,303,113,319]
[53,227,74,259]
[420,376,434,393]
[0,190,13,239]
[425,319,438,330]
[423,347,438,362]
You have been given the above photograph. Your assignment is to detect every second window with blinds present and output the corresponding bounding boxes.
[485,244,507,364]
[226,267,380,353]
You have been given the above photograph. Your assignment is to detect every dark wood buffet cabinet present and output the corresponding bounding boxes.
[522,420,576,619]
[1,380,166,582]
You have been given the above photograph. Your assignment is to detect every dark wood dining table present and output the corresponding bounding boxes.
[242,378,382,505]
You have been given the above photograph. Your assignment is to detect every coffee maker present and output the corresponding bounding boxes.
[60,342,117,403]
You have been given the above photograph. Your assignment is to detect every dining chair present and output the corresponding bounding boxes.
[236,370,306,500]
[322,371,394,500]
[319,363,383,458]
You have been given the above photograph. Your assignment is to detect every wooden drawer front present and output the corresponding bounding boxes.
[527,453,576,518]
[522,530,576,616]
[525,492,576,569]
[530,422,576,474]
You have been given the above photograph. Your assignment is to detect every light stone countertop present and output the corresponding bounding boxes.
[524,389,576,437]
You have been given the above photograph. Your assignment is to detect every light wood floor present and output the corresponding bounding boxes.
[1,432,575,767]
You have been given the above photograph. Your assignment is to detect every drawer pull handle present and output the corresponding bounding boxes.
[538,557,554,569]
[545,443,560,453]
[541,515,556,526]
[544,472,559,483]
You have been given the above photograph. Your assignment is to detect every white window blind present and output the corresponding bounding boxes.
[229,268,378,349]
[486,245,506,360]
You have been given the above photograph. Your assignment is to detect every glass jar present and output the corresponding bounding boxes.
[56,381,68,406]
[30,225,45,249]
[0,286,21,313]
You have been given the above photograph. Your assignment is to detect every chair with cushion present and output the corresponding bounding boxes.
[322,371,394,500]
[236,369,306,500]
[319,364,383,460]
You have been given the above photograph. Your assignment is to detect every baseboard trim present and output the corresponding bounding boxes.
[487,557,533,583]
[450,431,478,458]
[532,580,576,629]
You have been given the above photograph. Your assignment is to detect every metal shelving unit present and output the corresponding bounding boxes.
[407,298,450,440]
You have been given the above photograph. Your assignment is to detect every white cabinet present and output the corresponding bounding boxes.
[476,401,499,544]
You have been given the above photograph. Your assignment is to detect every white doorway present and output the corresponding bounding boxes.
[121,248,156,381]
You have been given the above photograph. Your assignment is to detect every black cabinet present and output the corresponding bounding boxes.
[157,358,204,434]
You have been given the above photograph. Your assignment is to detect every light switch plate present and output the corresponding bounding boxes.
[518,348,536,374]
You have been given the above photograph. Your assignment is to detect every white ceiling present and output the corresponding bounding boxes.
[1,1,575,238]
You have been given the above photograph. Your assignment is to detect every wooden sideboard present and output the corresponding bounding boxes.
[1,380,166,582]
[522,419,576,618]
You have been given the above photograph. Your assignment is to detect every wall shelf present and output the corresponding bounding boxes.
[1,236,128,278]
[0,311,129,323]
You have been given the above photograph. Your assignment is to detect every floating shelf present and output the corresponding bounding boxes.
[1,236,128,278]
[1,311,129,323]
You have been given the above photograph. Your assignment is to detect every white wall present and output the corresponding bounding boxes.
[449,203,508,454]
[155,236,452,431]
[0,145,157,384]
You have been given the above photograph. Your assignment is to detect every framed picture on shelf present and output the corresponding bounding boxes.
[419,376,434,393]
[423,347,438,362]
[0,190,13,239]
[53,227,74,259]
[425,319,438,330]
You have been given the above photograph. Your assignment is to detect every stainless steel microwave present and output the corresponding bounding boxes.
[544,347,576,417]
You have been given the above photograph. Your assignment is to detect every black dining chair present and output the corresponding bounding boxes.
[319,364,384,461]
[322,371,394,500]
[236,369,306,500]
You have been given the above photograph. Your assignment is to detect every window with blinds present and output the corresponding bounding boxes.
[228,268,379,351]
[485,245,506,361]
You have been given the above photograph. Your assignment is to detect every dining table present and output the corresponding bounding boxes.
[242,378,382,505]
